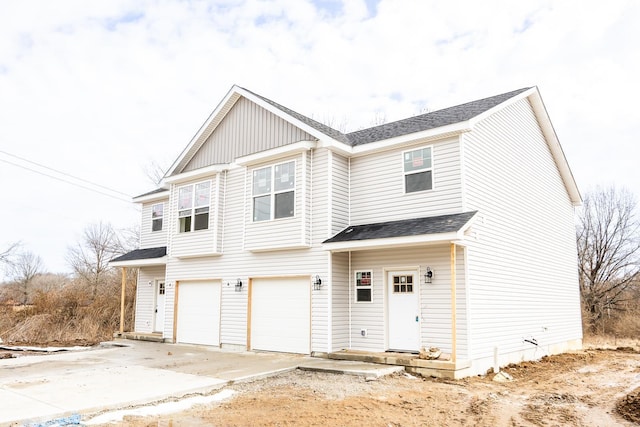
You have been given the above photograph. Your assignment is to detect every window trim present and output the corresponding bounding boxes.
[177,180,211,233]
[355,270,373,303]
[151,203,164,232]
[402,145,434,194]
[251,160,296,222]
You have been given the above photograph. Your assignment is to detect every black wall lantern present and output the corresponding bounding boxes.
[424,267,433,284]
[235,278,243,292]
[312,275,322,290]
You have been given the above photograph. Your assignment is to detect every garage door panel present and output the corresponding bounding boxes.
[251,278,310,354]
[176,281,221,346]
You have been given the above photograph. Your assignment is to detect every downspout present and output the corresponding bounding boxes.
[120,267,126,334]
[348,250,352,349]
[450,243,457,363]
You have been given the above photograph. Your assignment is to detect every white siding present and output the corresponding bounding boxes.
[350,137,463,225]
[168,175,220,258]
[331,252,350,351]
[348,246,468,359]
[244,153,309,251]
[331,153,350,235]
[463,98,582,370]
[140,200,169,249]
[161,148,332,353]
[135,266,166,333]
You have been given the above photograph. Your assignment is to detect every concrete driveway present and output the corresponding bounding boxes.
[0,340,401,425]
[0,340,306,425]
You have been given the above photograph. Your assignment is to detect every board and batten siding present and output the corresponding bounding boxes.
[140,200,169,249]
[348,246,468,359]
[161,148,332,352]
[182,97,315,172]
[135,266,166,333]
[462,97,582,371]
[349,137,463,225]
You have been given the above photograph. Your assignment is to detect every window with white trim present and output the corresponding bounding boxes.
[252,161,295,222]
[178,181,210,232]
[355,271,372,302]
[403,146,433,193]
[151,203,164,232]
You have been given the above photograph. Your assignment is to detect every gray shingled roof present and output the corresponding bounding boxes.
[110,246,166,263]
[244,87,530,147]
[323,212,477,244]
[345,88,531,146]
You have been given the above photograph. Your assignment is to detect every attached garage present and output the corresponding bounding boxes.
[176,280,221,346]
[250,277,311,354]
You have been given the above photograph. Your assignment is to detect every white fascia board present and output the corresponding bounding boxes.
[162,164,229,185]
[174,252,222,259]
[132,190,170,204]
[235,140,317,166]
[349,122,471,157]
[109,257,167,268]
[165,86,242,177]
[318,139,353,156]
[527,90,582,206]
[322,231,463,253]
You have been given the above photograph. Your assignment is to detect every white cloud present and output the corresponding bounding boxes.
[0,0,638,274]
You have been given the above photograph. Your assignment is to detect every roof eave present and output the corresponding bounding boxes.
[109,256,167,268]
[322,231,467,252]
[132,190,170,204]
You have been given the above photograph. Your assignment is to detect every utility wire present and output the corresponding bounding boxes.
[0,149,131,197]
[0,157,132,204]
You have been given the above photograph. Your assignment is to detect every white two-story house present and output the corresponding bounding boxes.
[111,85,582,378]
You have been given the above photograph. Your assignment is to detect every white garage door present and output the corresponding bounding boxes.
[176,281,221,346]
[251,277,310,354]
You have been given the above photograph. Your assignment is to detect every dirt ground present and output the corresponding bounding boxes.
[94,343,640,427]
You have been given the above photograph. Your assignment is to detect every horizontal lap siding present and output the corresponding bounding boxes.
[183,98,315,171]
[463,98,582,365]
[244,153,306,251]
[350,138,463,225]
[348,246,468,358]
[163,149,330,352]
[135,266,166,333]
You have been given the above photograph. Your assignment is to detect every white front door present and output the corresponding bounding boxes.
[387,271,420,352]
[153,280,165,333]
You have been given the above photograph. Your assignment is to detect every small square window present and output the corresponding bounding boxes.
[151,203,163,232]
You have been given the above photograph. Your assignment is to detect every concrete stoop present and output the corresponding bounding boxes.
[328,350,471,379]
[113,332,165,343]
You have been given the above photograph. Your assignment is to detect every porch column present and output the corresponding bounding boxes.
[120,267,126,334]
[450,243,457,363]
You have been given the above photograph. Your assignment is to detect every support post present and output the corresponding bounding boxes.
[120,267,126,334]
[450,243,457,363]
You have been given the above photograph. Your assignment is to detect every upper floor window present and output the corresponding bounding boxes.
[403,147,433,193]
[252,161,295,222]
[178,181,210,232]
[151,203,164,232]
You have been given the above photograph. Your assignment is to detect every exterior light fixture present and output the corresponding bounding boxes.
[235,278,243,292]
[312,275,322,290]
[424,267,433,284]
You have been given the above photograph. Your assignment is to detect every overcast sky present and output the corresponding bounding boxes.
[1,0,638,276]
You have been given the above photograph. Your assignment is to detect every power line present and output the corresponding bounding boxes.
[0,157,132,204]
[0,149,131,197]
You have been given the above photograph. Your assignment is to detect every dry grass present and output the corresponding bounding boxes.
[0,276,136,346]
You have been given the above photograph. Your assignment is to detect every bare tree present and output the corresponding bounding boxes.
[9,251,43,304]
[577,186,640,332]
[66,222,125,298]
[143,159,169,186]
[0,241,20,269]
